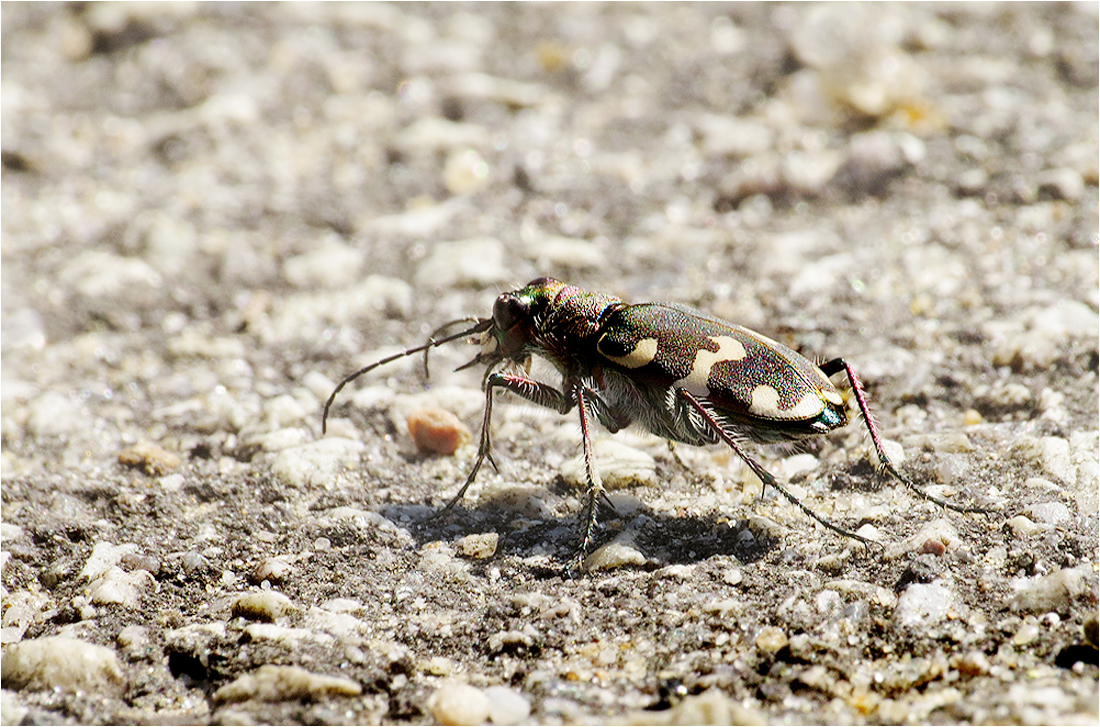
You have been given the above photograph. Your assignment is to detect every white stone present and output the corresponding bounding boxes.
[0,637,126,695]
[584,532,646,571]
[213,664,360,704]
[232,591,297,621]
[893,581,956,629]
[1025,501,1072,525]
[484,685,531,724]
[269,437,366,488]
[58,250,161,299]
[87,566,156,607]
[1009,566,1092,613]
[528,236,605,271]
[428,681,491,726]
[456,532,499,559]
[80,542,140,581]
[563,439,657,491]
[1038,436,1077,484]
[302,607,365,640]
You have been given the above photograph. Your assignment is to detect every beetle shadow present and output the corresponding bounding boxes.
[375,489,780,574]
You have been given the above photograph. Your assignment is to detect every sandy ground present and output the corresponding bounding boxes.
[2,3,1098,725]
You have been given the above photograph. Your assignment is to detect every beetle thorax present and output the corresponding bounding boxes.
[536,285,622,370]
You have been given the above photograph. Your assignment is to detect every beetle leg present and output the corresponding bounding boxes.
[570,383,605,571]
[820,358,988,515]
[427,372,619,567]
[427,372,572,519]
[679,390,878,548]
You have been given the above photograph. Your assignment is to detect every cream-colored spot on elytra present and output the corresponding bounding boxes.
[749,385,824,420]
[822,389,845,406]
[599,336,658,369]
[672,335,748,394]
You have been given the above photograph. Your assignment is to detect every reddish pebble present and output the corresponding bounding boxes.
[918,538,947,556]
[407,408,471,455]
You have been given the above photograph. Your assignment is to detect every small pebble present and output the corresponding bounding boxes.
[780,453,819,479]
[420,656,457,676]
[886,518,958,560]
[118,442,182,476]
[487,629,536,654]
[180,551,208,574]
[455,532,499,559]
[417,541,468,576]
[28,392,90,437]
[414,237,508,289]
[283,240,363,290]
[117,625,149,649]
[962,408,984,426]
[251,557,293,584]
[755,626,788,655]
[833,130,925,195]
[583,533,646,572]
[1006,515,1044,538]
[119,552,161,575]
[1036,437,1077,484]
[529,236,605,271]
[428,681,491,726]
[795,664,833,693]
[407,408,471,455]
[262,395,308,429]
[0,523,25,541]
[918,538,947,556]
[243,624,334,648]
[1037,167,1085,201]
[484,685,531,724]
[695,113,774,158]
[232,591,297,622]
[213,664,361,704]
[80,542,140,581]
[893,581,956,630]
[1012,622,1040,646]
[1084,614,1098,649]
[87,566,156,607]
[299,602,363,637]
[956,650,991,677]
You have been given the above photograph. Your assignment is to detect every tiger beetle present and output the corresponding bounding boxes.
[322,278,985,568]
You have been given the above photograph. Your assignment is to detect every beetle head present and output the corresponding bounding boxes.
[458,278,566,371]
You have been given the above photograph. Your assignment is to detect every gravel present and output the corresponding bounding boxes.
[2,3,1098,725]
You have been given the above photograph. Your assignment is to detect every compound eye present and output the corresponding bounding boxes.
[493,294,528,331]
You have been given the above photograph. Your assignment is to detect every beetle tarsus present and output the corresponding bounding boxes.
[821,356,990,516]
[573,386,606,564]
